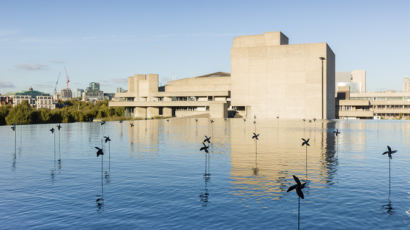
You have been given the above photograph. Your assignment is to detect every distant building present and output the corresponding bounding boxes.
[36,96,55,109]
[76,89,84,98]
[337,86,410,119]
[82,82,104,102]
[116,87,126,93]
[104,93,115,100]
[403,77,410,92]
[0,96,13,107]
[11,95,35,107]
[336,70,366,93]
[61,88,73,100]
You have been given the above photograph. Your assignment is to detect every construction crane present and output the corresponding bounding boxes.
[54,72,61,95]
[64,66,70,89]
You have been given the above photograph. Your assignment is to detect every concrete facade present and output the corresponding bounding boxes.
[337,87,410,119]
[231,32,335,120]
[110,31,336,120]
[109,73,230,119]
[403,77,410,92]
[36,96,55,109]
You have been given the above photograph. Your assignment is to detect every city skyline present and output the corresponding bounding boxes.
[1,0,409,94]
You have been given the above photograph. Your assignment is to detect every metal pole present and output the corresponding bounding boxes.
[53,133,56,169]
[298,197,300,230]
[108,142,111,172]
[59,129,61,161]
[101,154,104,198]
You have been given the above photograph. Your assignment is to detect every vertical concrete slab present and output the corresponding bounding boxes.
[163,107,172,117]
[134,107,146,119]
[210,102,227,118]
[147,107,159,118]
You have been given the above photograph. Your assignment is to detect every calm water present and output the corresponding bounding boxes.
[0,119,409,229]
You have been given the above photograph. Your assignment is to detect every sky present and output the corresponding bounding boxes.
[0,0,409,95]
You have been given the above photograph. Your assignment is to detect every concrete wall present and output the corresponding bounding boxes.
[147,107,159,118]
[163,107,172,117]
[209,102,228,118]
[166,75,230,93]
[134,107,146,118]
[175,110,209,118]
[231,31,336,120]
[326,46,336,119]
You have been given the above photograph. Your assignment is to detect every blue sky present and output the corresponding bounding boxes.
[0,0,409,94]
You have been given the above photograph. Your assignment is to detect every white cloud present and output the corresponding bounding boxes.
[16,64,48,71]
[0,81,15,89]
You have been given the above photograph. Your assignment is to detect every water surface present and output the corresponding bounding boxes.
[0,119,409,229]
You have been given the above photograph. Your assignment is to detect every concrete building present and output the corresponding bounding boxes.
[61,88,73,100]
[403,77,410,92]
[337,86,410,119]
[76,89,84,98]
[0,96,12,107]
[336,70,366,93]
[109,31,335,120]
[231,32,335,119]
[82,82,104,102]
[11,95,35,107]
[109,72,230,119]
[36,96,55,109]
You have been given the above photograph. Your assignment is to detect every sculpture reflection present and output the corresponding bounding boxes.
[230,119,337,198]
[200,149,211,207]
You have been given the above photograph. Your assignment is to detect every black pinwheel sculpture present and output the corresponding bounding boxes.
[200,143,209,153]
[301,138,310,147]
[382,145,397,159]
[301,138,310,180]
[95,147,104,157]
[11,124,16,154]
[57,124,62,164]
[203,136,211,144]
[130,123,134,127]
[333,129,340,136]
[287,175,306,230]
[103,136,111,177]
[288,175,306,199]
[95,146,104,206]
[50,128,56,172]
[382,145,397,199]
[252,133,259,140]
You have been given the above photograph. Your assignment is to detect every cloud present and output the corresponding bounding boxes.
[16,64,48,71]
[0,81,15,89]
[110,78,128,84]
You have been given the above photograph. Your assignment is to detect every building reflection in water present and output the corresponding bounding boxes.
[230,119,336,200]
[121,117,338,200]
[127,120,159,156]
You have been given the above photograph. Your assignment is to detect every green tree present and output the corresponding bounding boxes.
[5,101,32,124]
